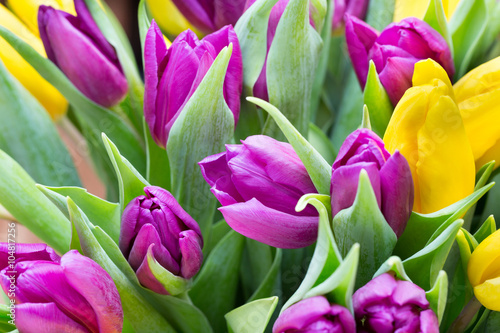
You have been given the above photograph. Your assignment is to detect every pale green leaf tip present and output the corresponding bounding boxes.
[360,105,371,130]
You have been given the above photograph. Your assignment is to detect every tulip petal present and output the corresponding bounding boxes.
[420,309,440,333]
[474,277,500,312]
[213,0,247,29]
[379,151,414,237]
[468,229,500,286]
[220,198,318,249]
[379,56,416,105]
[273,296,330,332]
[0,243,60,270]
[136,244,169,295]
[179,230,203,279]
[391,280,429,308]
[334,129,390,170]
[353,273,397,317]
[62,250,123,333]
[16,303,89,333]
[119,197,143,256]
[171,0,216,33]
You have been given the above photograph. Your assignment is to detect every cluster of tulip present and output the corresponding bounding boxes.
[0,0,499,332]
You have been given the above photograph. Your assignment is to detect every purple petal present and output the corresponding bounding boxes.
[379,151,414,237]
[136,244,169,295]
[330,304,357,332]
[220,198,318,249]
[353,273,398,317]
[62,251,123,333]
[213,0,247,29]
[171,0,216,33]
[273,296,330,332]
[16,303,89,333]
[345,0,369,24]
[0,243,60,270]
[379,56,416,105]
[119,197,143,257]
[420,309,439,333]
[391,280,429,308]
[332,0,347,29]
[331,162,382,216]
[179,230,203,279]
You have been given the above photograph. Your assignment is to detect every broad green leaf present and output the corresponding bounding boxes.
[190,231,246,332]
[426,270,448,323]
[0,59,80,187]
[469,308,491,333]
[475,161,495,191]
[0,150,70,253]
[403,220,463,290]
[0,304,16,332]
[485,311,500,332]
[240,240,274,300]
[249,249,282,302]
[225,297,278,333]
[204,219,232,257]
[332,170,397,287]
[365,0,395,30]
[248,97,331,195]
[374,256,412,282]
[167,46,235,239]
[363,61,392,136]
[308,123,337,165]
[423,0,454,56]
[138,0,152,70]
[394,182,493,259]
[474,215,496,244]
[144,121,171,190]
[264,0,323,136]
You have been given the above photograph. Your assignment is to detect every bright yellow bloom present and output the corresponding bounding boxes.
[454,56,500,170]
[146,0,199,37]
[394,0,459,22]
[6,0,75,36]
[384,59,475,214]
[0,4,67,119]
[468,229,500,311]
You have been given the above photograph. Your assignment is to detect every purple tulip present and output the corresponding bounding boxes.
[120,186,203,294]
[0,244,123,333]
[332,0,369,31]
[38,0,128,108]
[353,273,439,332]
[144,21,243,148]
[172,0,248,33]
[199,135,319,249]
[331,129,413,237]
[273,296,356,333]
[345,15,455,105]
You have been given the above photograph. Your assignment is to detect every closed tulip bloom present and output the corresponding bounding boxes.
[353,273,439,332]
[331,128,413,237]
[384,59,475,214]
[332,0,369,31]
[199,135,319,249]
[468,229,500,311]
[454,56,500,170]
[273,296,356,333]
[0,243,123,333]
[171,0,247,34]
[345,15,454,105]
[0,4,68,119]
[144,20,242,148]
[38,0,128,108]
[120,186,203,295]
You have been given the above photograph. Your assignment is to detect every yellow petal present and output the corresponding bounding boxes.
[454,57,500,103]
[468,229,500,287]
[413,59,454,100]
[474,277,500,311]
[6,0,76,36]
[145,0,200,37]
[393,0,459,21]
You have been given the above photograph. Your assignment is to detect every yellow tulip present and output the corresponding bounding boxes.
[454,56,500,170]
[394,0,459,22]
[384,59,475,214]
[0,4,67,119]
[6,0,75,36]
[145,0,200,37]
[468,229,500,311]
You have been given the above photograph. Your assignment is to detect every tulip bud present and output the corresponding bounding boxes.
[331,0,369,32]
[120,186,203,295]
[171,0,247,34]
[38,0,128,108]
[353,273,439,332]
[345,15,454,105]
[331,128,413,237]
[144,20,242,148]
[468,229,500,311]
[454,56,500,170]
[384,59,475,214]
[199,135,319,249]
[273,296,356,333]
[0,243,123,333]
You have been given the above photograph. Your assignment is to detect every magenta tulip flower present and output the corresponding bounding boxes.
[144,20,243,148]
[345,15,454,105]
[273,296,356,333]
[332,0,369,31]
[199,135,319,249]
[120,186,203,294]
[38,0,128,107]
[353,273,439,332]
[331,129,413,237]
[0,244,123,333]
[171,0,248,33]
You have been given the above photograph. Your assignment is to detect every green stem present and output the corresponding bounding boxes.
[447,295,483,333]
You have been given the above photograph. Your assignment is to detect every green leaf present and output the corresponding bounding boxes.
[249,249,282,302]
[144,120,171,191]
[248,97,331,195]
[423,0,454,57]
[0,150,70,253]
[190,231,246,332]
[426,270,448,323]
[365,0,395,30]
[374,256,412,282]
[485,311,500,332]
[332,169,397,287]
[167,46,235,239]
[264,0,323,136]
[138,0,152,70]
[403,220,463,290]
[240,240,274,300]
[204,219,232,257]
[0,59,80,187]
[363,61,393,137]
[145,248,192,295]
[225,297,278,333]
[359,105,372,130]
[0,304,16,332]
[308,122,336,165]
[456,229,473,274]
[474,215,496,244]
[475,161,495,191]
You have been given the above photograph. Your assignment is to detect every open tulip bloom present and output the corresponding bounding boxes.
[0,0,500,332]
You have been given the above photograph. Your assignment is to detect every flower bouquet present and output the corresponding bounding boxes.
[0,0,499,332]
